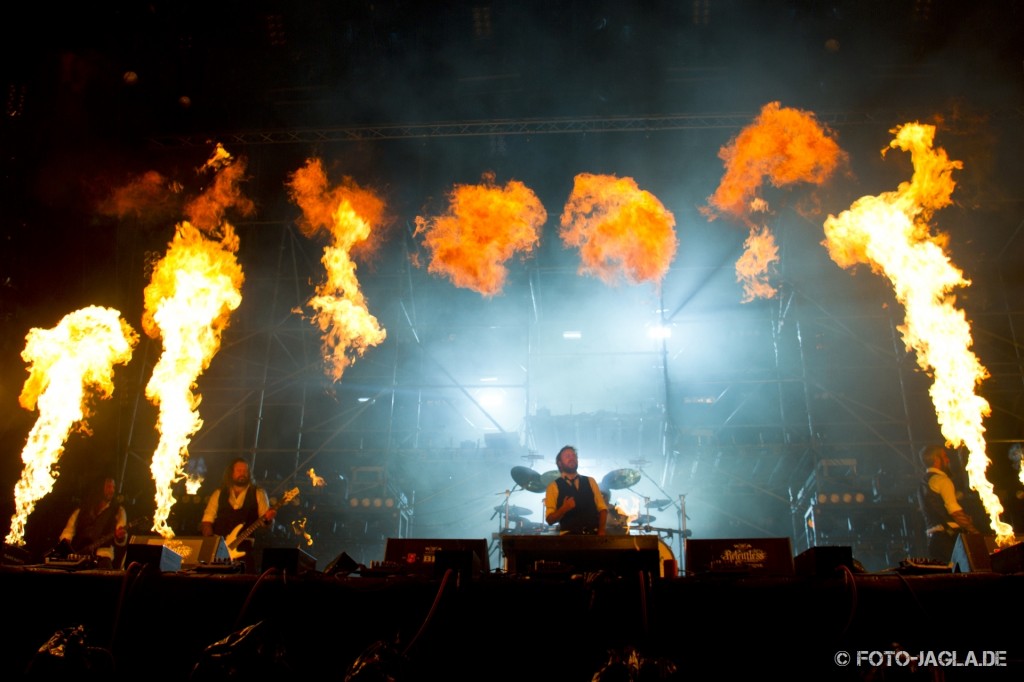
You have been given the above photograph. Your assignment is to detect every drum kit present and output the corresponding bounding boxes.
[492,458,686,575]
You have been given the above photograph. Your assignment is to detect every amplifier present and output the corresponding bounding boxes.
[685,537,794,577]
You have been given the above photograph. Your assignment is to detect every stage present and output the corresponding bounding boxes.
[3,559,1022,681]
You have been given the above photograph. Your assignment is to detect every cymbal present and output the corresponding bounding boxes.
[495,505,533,517]
[510,466,545,493]
[633,515,656,525]
[649,499,672,510]
[602,468,641,489]
[539,470,560,487]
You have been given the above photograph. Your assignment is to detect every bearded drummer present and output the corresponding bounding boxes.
[544,445,607,535]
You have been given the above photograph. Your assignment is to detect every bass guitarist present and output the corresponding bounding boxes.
[201,458,276,571]
[57,476,128,568]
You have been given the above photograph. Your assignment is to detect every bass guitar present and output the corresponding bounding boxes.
[224,487,299,560]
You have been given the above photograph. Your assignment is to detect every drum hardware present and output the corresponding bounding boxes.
[494,505,532,518]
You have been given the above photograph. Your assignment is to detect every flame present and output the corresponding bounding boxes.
[287,158,387,382]
[143,147,248,538]
[97,170,180,221]
[702,102,844,302]
[704,101,845,220]
[822,122,1013,546]
[186,143,255,232]
[308,468,326,488]
[184,474,204,495]
[413,172,545,296]
[614,496,640,531]
[5,307,138,545]
[560,173,677,285]
[736,226,780,302]
[291,517,313,547]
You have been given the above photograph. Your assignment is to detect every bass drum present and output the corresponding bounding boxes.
[658,538,677,578]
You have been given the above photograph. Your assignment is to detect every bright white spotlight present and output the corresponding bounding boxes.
[562,331,582,340]
[476,388,505,410]
[647,324,672,340]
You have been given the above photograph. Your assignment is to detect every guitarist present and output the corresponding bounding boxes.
[57,476,127,568]
[200,458,276,571]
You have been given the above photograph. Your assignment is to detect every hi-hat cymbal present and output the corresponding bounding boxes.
[495,505,533,517]
[511,466,545,493]
[633,515,656,525]
[602,468,641,489]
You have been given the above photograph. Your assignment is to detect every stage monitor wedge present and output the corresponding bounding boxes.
[385,538,490,578]
[128,535,229,570]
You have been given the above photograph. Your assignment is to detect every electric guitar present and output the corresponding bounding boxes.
[224,487,300,560]
[55,515,151,559]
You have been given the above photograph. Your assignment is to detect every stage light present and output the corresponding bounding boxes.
[562,331,582,340]
[647,324,672,340]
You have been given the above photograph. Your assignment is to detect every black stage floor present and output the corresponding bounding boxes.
[2,561,1022,681]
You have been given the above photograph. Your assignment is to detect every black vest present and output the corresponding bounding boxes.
[919,471,955,531]
[555,475,600,534]
[72,502,121,554]
[212,486,260,537]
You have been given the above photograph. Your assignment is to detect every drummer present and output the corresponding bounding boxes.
[544,445,608,535]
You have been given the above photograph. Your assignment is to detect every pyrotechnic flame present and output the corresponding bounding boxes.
[736,226,780,302]
[184,474,204,495]
[822,122,1013,546]
[291,518,313,547]
[287,159,387,382]
[614,496,640,531]
[703,102,844,301]
[308,468,326,488]
[704,101,844,220]
[5,306,138,545]
[143,146,248,538]
[413,172,546,296]
[560,173,677,285]
[98,170,180,221]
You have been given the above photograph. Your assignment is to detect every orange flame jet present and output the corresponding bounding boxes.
[560,173,677,285]
[287,159,387,382]
[736,226,780,302]
[5,306,138,545]
[143,146,249,538]
[705,102,844,301]
[823,123,1013,546]
[414,172,545,297]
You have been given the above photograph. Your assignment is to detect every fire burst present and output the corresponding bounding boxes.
[5,307,138,545]
[143,147,248,538]
[414,172,545,297]
[287,158,387,382]
[736,226,780,302]
[823,122,1013,546]
[704,102,844,301]
[560,173,677,285]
